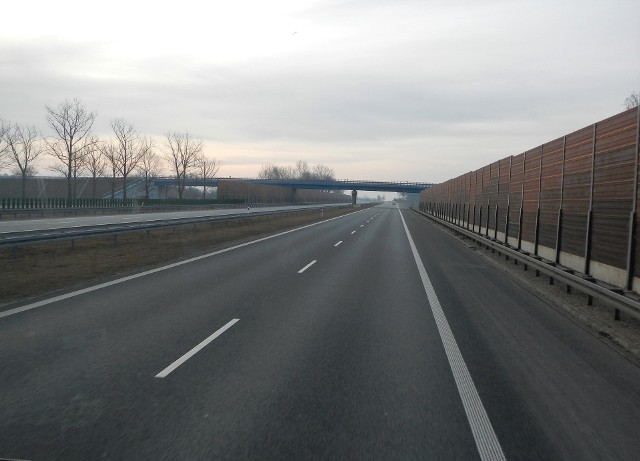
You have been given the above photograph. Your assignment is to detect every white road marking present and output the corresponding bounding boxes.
[398,208,506,461]
[155,319,239,378]
[334,241,343,247]
[298,260,317,273]
[0,209,365,319]
[360,224,364,227]
[351,231,356,235]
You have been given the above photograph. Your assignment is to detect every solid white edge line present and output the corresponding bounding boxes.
[155,318,239,378]
[397,207,506,461]
[334,241,343,247]
[298,260,317,274]
[0,208,366,319]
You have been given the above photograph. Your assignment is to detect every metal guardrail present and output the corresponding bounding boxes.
[412,207,640,321]
[0,202,266,220]
[0,205,350,249]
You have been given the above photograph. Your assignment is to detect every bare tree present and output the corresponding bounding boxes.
[137,138,161,199]
[83,136,105,199]
[258,161,335,181]
[45,98,97,201]
[258,163,295,180]
[296,160,311,180]
[625,91,640,109]
[311,163,335,181]
[0,119,10,171]
[111,118,146,201]
[164,131,202,199]
[99,140,119,200]
[196,154,221,199]
[3,123,44,200]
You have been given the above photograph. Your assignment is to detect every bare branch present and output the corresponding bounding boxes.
[111,118,146,200]
[625,91,640,109]
[45,98,97,200]
[163,131,203,199]
[99,140,119,200]
[137,139,162,199]
[196,154,222,199]
[83,136,105,199]
[2,123,43,199]
[0,119,11,170]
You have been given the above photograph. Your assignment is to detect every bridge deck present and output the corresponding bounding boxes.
[151,178,433,193]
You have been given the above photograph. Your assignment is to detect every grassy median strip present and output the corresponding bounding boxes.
[0,207,356,305]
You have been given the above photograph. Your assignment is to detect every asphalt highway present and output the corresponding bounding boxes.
[1,204,640,460]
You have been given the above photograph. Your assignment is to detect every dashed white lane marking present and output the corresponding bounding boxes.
[155,319,239,378]
[398,208,506,461]
[351,231,357,235]
[298,260,317,274]
[334,241,343,247]
[360,224,364,227]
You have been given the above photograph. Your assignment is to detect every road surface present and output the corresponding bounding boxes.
[1,204,639,460]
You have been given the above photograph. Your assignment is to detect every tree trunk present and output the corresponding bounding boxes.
[67,161,73,204]
[92,173,97,200]
[21,172,26,201]
[122,175,127,202]
[178,177,184,199]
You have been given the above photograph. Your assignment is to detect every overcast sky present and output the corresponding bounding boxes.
[1,0,638,186]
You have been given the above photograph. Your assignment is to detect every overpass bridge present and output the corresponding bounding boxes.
[145,178,434,205]
[150,178,433,194]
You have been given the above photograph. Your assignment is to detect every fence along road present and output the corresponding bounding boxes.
[421,106,640,295]
[1,204,639,459]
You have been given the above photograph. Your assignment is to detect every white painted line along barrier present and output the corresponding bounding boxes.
[398,207,506,461]
[155,319,240,378]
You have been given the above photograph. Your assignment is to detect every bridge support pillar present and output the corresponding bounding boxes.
[351,190,357,206]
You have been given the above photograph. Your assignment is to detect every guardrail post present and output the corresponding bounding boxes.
[517,207,523,250]
[534,145,543,255]
[517,151,526,250]
[472,204,477,232]
[584,123,597,275]
[626,108,640,290]
[504,205,510,244]
[534,207,541,255]
[485,199,490,237]
[555,136,567,264]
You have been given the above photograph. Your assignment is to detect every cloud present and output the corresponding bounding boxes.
[0,0,638,182]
